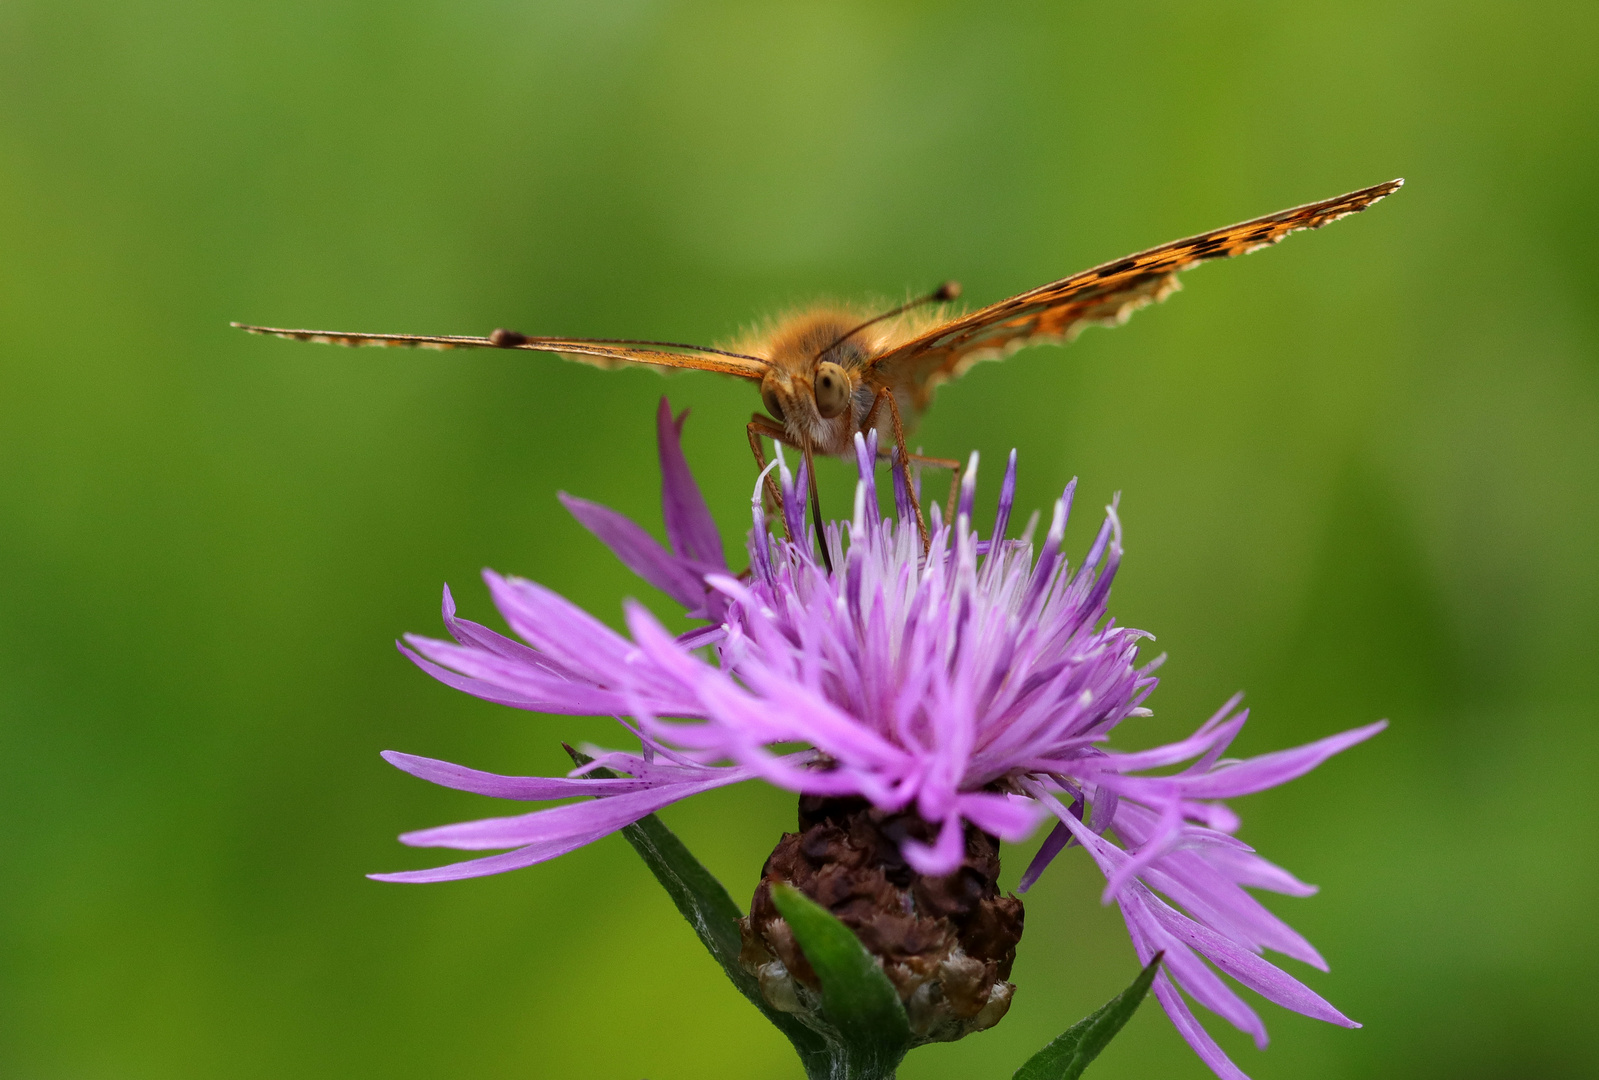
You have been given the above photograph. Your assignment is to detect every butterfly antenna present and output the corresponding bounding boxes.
[488,329,768,364]
[811,280,961,361]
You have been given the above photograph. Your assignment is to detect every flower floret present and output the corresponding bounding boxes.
[377,399,1383,1080]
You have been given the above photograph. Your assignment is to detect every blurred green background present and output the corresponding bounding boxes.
[2,1,1595,1077]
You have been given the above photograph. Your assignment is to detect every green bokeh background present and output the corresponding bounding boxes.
[3,2,1595,1077]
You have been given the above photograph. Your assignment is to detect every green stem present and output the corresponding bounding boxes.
[804,1045,902,1080]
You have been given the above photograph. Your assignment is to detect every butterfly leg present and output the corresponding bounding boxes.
[876,444,959,528]
[748,415,836,572]
[868,389,931,551]
[879,448,962,531]
[903,452,963,524]
[747,415,789,529]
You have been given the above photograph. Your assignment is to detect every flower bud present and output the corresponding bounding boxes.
[740,796,1024,1043]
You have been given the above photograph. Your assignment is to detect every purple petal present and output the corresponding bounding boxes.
[851,431,881,533]
[399,636,649,714]
[957,791,1045,841]
[901,814,967,875]
[1124,888,1268,1046]
[1100,706,1247,772]
[1112,805,1326,965]
[676,623,725,650]
[1172,721,1388,799]
[1141,857,1327,969]
[1144,893,1357,1027]
[369,834,597,883]
[485,572,642,679]
[1039,781,1332,987]
[1149,971,1252,1080]
[988,449,1017,550]
[1079,502,1123,613]
[1089,784,1120,834]
[1202,845,1319,898]
[891,447,914,523]
[1103,798,1183,900]
[1018,491,1069,621]
[747,468,775,581]
[398,640,623,712]
[956,450,978,525]
[656,399,725,568]
[1018,819,1073,893]
[782,453,809,543]
[560,493,707,609]
[440,585,572,676]
[399,772,746,851]
[381,751,661,799]
[1080,505,1115,574]
[623,601,912,770]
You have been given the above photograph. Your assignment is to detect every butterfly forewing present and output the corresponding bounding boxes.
[230,323,767,380]
[867,178,1403,411]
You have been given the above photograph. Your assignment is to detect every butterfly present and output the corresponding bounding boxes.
[236,178,1402,553]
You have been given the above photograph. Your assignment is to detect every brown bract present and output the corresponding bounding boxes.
[740,795,1025,1043]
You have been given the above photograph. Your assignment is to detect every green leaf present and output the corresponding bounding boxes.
[770,882,913,1079]
[1012,953,1164,1080]
[563,748,832,1074]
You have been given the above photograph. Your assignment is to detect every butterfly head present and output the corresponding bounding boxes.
[758,311,879,453]
[760,361,852,421]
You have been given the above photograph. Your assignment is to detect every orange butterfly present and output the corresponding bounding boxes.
[236,178,1401,549]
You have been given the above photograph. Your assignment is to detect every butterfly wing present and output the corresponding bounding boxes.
[869,178,1403,411]
[231,324,769,381]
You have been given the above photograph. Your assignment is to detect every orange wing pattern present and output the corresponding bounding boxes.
[230,324,769,381]
[869,179,1403,410]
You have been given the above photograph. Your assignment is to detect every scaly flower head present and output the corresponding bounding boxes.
[380,399,1382,1078]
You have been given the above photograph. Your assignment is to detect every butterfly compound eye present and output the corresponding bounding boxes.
[813,362,851,419]
[761,381,786,423]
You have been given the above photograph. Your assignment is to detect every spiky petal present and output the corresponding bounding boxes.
[380,399,1383,1079]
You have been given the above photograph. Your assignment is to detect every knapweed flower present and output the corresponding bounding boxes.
[379,399,1383,1079]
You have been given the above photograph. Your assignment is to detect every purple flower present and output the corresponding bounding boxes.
[378,398,1383,1079]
